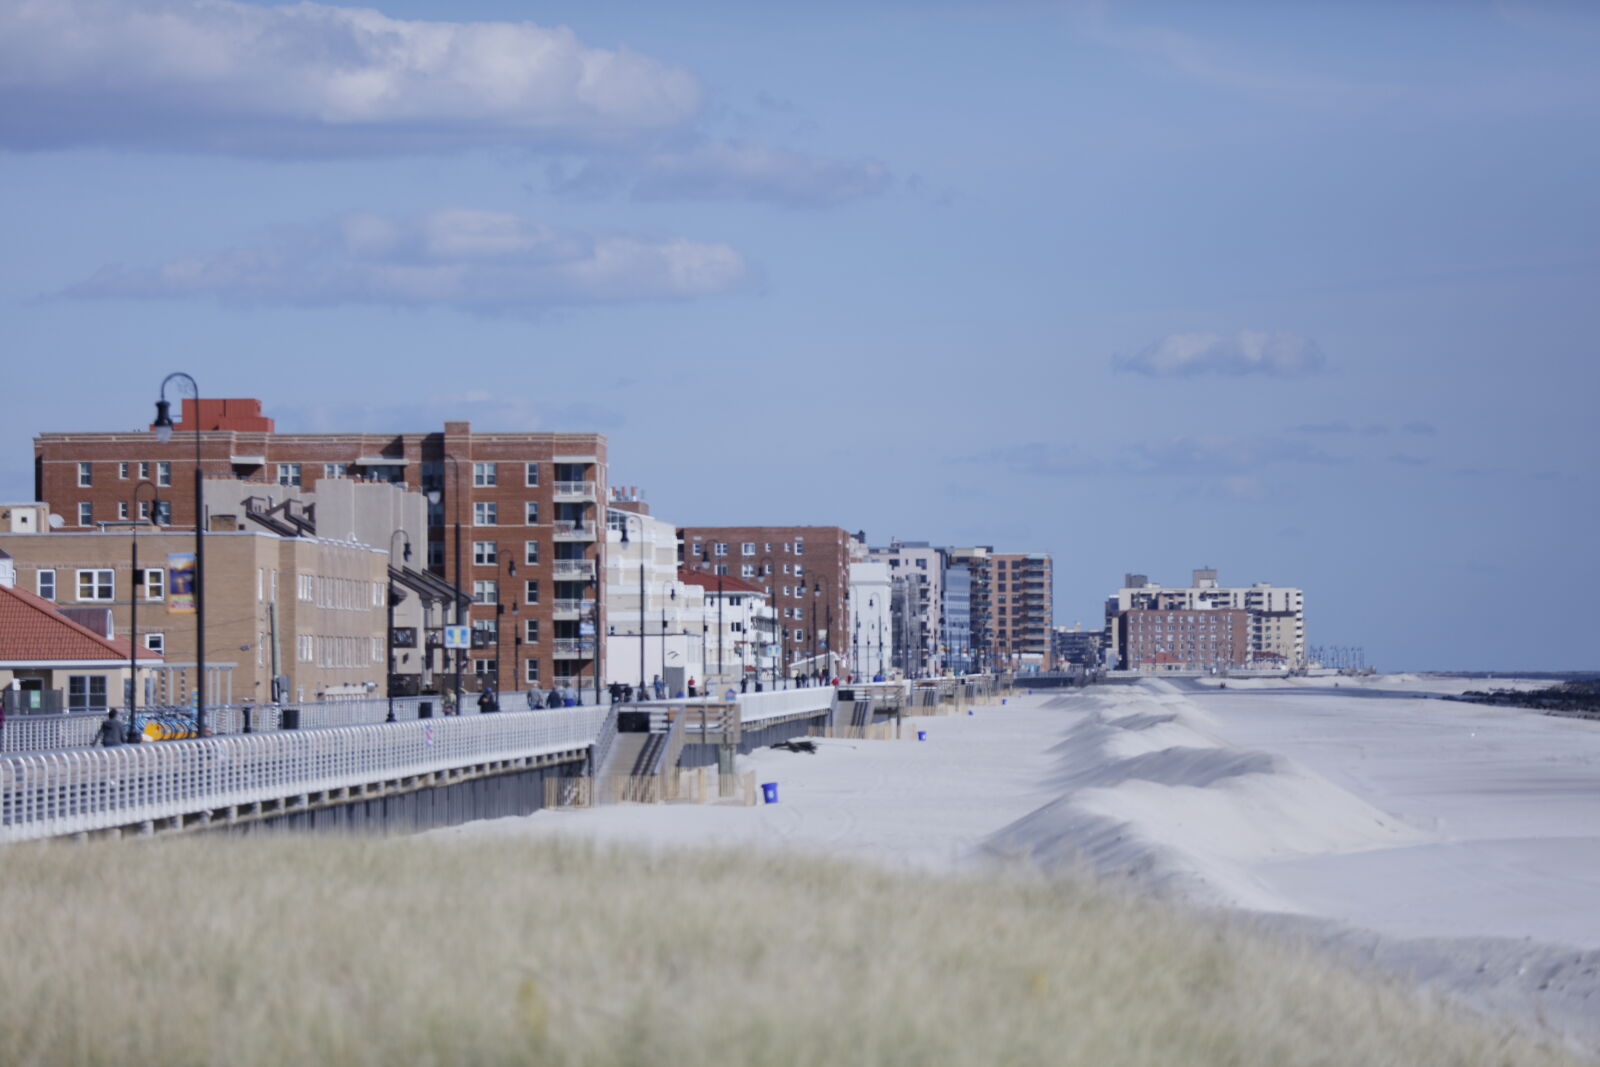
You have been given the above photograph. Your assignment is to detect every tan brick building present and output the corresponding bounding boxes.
[0,527,388,705]
[990,553,1053,670]
[34,400,607,695]
[675,525,850,678]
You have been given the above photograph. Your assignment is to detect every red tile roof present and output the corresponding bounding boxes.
[0,583,161,663]
[676,568,766,597]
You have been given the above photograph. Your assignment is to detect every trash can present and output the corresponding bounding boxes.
[761,782,779,804]
[967,709,974,716]
[280,706,300,730]
[917,730,927,741]
[418,701,434,719]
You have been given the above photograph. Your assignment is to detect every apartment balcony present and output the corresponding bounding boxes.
[552,559,596,580]
[553,480,597,502]
[552,519,597,542]
[553,675,582,692]
[553,638,597,659]
[552,598,596,620]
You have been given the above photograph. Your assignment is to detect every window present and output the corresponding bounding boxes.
[473,462,497,487]
[793,540,804,554]
[473,659,497,678]
[473,541,498,565]
[741,564,756,578]
[77,502,92,526]
[524,540,539,565]
[741,542,756,555]
[157,461,172,487]
[119,461,130,480]
[37,569,56,601]
[524,619,540,643]
[276,463,302,487]
[524,580,539,604]
[715,564,728,576]
[473,580,498,605]
[145,632,165,653]
[118,502,129,520]
[782,585,792,598]
[323,463,348,478]
[516,499,538,526]
[713,542,728,556]
[67,675,108,712]
[428,542,444,569]
[525,659,540,685]
[77,462,92,487]
[76,569,114,601]
[474,501,497,525]
[793,565,804,578]
[298,573,314,602]
[524,462,539,487]
[141,568,163,600]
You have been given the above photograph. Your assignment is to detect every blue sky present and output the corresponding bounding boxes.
[2,0,1596,669]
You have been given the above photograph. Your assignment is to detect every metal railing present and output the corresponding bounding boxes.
[551,598,596,617]
[1,706,608,843]
[553,638,596,657]
[1,712,106,753]
[737,687,835,725]
[552,481,596,499]
[552,520,596,540]
[552,560,596,579]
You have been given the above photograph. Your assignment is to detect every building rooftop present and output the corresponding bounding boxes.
[0,582,161,664]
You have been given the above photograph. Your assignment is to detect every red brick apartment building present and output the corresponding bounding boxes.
[1119,608,1248,671]
[676,525,850,677]
[35,399,606,694]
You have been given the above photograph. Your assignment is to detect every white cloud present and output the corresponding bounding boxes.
[633,140,892,208]
[0,0,702,153]
[1115,331,1327,377]
[57,208,752,313]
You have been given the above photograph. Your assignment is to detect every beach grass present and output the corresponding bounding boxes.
[0,834,1584,1066]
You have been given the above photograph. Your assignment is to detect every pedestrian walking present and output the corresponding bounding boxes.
[526,688,539,710]
[477,684,498,713]
[652,675,666,700]
[546,687,562,708]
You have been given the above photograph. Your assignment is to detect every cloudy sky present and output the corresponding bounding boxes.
[3,0,1596,670]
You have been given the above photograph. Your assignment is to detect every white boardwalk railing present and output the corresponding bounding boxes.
[0,706,607,844]
[737,687,836,725]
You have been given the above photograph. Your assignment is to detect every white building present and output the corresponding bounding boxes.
[866,540,944,675]
[679,570,777,692]
[848,560,893,680]
[604,507,703,695]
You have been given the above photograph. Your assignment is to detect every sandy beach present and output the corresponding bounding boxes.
[437,676,1600,1052]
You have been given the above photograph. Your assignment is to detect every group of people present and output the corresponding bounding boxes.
[608,675,672,704]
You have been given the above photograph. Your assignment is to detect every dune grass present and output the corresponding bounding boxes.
[0,835,1585,1066]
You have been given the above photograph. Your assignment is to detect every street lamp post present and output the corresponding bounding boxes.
[617,514,647,697]
[126,480,162,742]
[754,556,787,689]
[152,373,206,737]
[442,454,466,713]
[811,578,831,684]
[386,530,412,722]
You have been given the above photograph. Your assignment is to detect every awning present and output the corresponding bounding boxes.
[229,454,266,465]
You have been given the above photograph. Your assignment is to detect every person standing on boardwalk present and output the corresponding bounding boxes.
[99,709,124,747]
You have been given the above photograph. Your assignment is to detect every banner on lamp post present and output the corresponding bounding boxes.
[167,553,196,614]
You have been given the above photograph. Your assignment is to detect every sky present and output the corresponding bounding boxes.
[2,0,1597,670]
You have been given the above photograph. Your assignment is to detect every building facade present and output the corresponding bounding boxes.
[0,526,389,705]
[676,525,850,680]
[1106,569,1306,668]
[865,540,943,676]
[34,401,607,695]
[988,552,1054,671]
[1118,608,1248,671]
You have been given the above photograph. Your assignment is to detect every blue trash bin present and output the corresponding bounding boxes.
[967,709,974,716]
[917,730,927,741]
[761,782,779,804]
